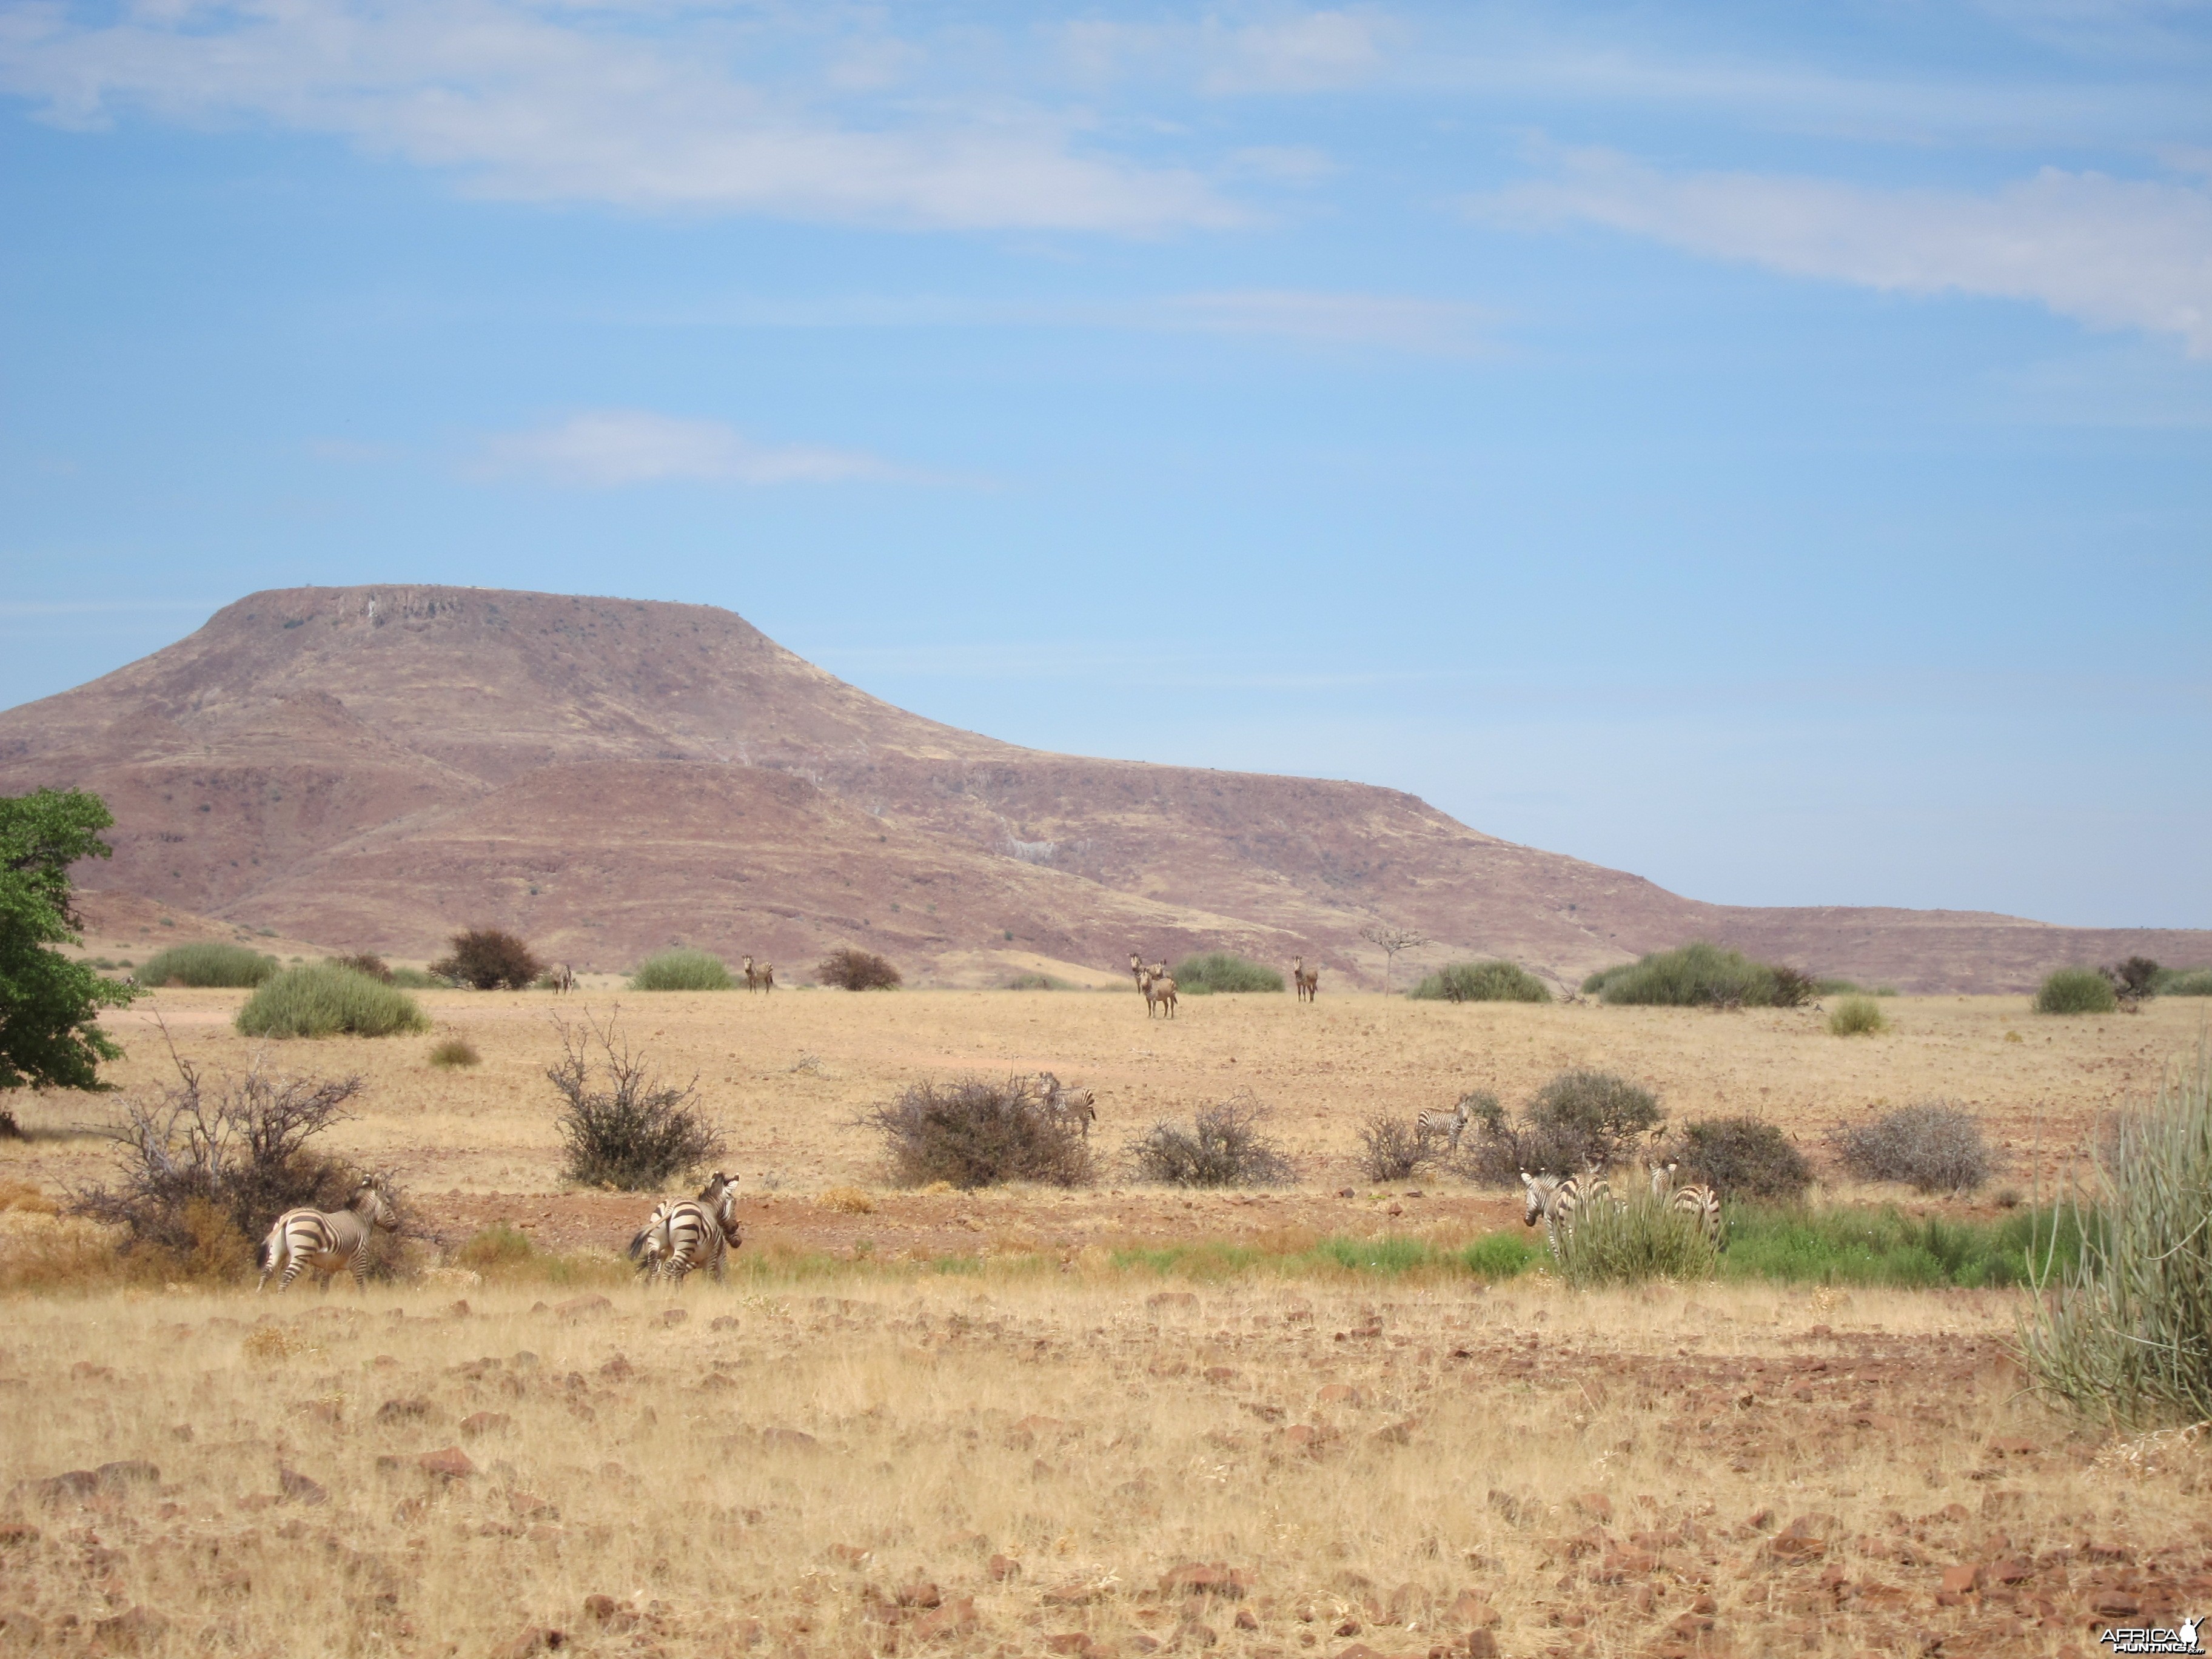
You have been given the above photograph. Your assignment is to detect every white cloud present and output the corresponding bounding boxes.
[1201,10,1390,93]
[0,0,1238,233]
[1478,147,2212,354]
[475,411,914,487]
[1144,290,1492,354]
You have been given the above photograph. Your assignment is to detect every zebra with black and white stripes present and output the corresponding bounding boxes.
[256,1173,400,1292]
[1519,1164,1613,1256]
[628,1172,742,1287]
[1415,1098,1474,1155]
[1037,1073,1098,1139]
[1649,1161,1726,1250]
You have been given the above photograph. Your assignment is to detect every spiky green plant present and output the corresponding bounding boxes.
[2020,1044,2212,1428]
[1555,1190,1718,1287]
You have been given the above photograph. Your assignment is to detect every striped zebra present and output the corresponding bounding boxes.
[256,1174,400,1292]
[1037,1073,1097,1139]
[1415,1098,1473,1154]
[1519,1165,1612,1256]
[628,1172,741,1287]
[1649,1161,1725,1250]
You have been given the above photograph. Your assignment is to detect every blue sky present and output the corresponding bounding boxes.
[2,1,2207,928]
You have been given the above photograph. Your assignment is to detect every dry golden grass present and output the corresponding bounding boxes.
[0,1275,2204,1658]
[0,989,2192,1209]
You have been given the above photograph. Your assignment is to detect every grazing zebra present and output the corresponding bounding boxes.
[1141,971,1178,1019]
[256,1174,400,1292]
[1293,956,1319,1003]
[1649,1161,1725,1249]
[628,1173,741,1287]
[1415,1098,1473,1153]
[1037,1072,1098,1138]
[1519,1165,1612,1256]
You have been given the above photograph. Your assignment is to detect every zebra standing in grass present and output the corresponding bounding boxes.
[257,1173,400,1292]
[1415,1097,1474,1155]
[1649,1161,1726,1250]
[628,1173,741,1287]
[1037,1072,1098,1139]
[1519,1165,1612,1256]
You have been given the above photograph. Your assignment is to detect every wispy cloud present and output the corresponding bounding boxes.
[475,411,919,488]
[1477,146,2212,354]
[0,1,1238,233]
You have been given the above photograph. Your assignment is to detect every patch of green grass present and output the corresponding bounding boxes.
[137,941,280,988]
[2153,967,2212,996]
[1170,953,1286,994]
[629,949,736,991]
[1829,995,1888,1036]
[1719,1203,2094,1289]
[1555,1193,1720,1287]
[427,1035,481,1068]
[234,961,431,1038]
[1003,972,1078,991]
[389,967,441,988]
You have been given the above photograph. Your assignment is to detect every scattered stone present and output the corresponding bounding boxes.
[910,1597,979,1640]
[1011,1415,1070,1443]
[732,1617,765,1648]
[582,1595,637,1632]
[1939,1564,1981,1597]
[1465,1633,1499,1659]
[1045,1634,1094,1655]
[829,1544,873,1567]
[897,1582,942,1609]
[1571,1492,1613,1524]
[2091,1591,2140,1617]
[415,1446,475,1481]
[1769,1515,1834,1563]
[1044,1583,1103,1607]
[1317,1385,1366,1407]
[1449,1591,1498,1627]
[598,1355,634,1381]
[987,1554,1022,1582]
[1371,1418,1416,1447]
[1126,1635,1161,1654]
[461,1412,512,1439]
[1147,1292,1197,1310]
[660,1309,686,1326]
[447,1300,472,1318]
[0,1612,44,1646]
[1161,1563,1250,1598]
[1179,1618,1220,1647]
[90,1606,169,1652]
[763,1427,819,1452]
[511,1351,540,1370]
[552,1295,611,1319]
[507,1626,567,1657]
[1235,1609,1260,1631]
[711,1316,740,1331]
[1203,1366,1239,1384]
[277,1469,327,1506]
[376,1398,432,1425]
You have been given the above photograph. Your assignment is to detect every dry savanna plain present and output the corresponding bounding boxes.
[2,987,2208,1659]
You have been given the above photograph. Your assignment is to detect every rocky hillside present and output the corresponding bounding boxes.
[2,585,2202,991]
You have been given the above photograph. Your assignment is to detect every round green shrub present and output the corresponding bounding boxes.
[136,941,280,988]
[1409,960,1552,1003]
[2036,967,2119,1015]
[1829,996,1888,1036]
[2154,967,2212,996]
[629,949,736,991]
[1597,941,1779,1008]
[1170,953,1285,995]
[234,962,431,1038]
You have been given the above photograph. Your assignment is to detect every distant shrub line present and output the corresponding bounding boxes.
[137,942,278,988]
[1583,942,1818,1009]
[629,949,735,991]
[234,962,430,1039]
[1407,960,1551,1004]
[1170,953,1284,995]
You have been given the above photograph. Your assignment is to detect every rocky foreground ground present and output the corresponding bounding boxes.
[2,1276,2205,1659]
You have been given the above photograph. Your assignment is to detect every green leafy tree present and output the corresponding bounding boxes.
[0,788,141,1130]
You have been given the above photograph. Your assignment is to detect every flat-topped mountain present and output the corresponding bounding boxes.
[2,585,2201,990]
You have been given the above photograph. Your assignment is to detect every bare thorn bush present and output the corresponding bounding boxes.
[432,927,543,991]
[1127,1093,1294,1187]
[862,1075,1094,1189]
[1355,1113,1433,1182]
[72,1024,366,1267]
[817,947,903,991]
[546,1009,724,1190]
[1832,1102,1992,1194]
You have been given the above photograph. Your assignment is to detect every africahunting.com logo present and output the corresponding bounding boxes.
[2099,1617,2204,1656]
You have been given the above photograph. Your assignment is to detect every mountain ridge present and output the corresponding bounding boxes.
[3,583,2204,991]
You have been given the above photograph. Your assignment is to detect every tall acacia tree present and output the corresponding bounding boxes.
[0,788,141,1133]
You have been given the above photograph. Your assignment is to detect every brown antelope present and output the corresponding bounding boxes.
[1142,970,1178,1019]
[1293,956,1319,1002]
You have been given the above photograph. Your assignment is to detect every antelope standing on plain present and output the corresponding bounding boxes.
[256,1174,400,1292]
